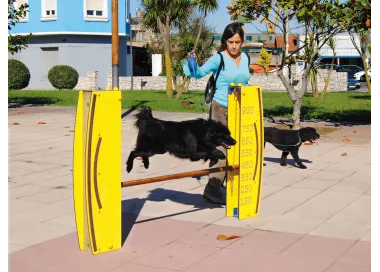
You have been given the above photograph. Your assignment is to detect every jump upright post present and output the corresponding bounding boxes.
[72,85,264,255]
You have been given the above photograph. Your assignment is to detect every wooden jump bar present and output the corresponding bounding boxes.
[121,165,240,188]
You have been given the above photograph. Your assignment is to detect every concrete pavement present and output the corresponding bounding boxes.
[8,106,371,271]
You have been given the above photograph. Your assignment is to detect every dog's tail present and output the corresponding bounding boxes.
[134,107,153,129]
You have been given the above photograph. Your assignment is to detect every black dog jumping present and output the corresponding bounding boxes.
[264,127,320,169]
[126,107,237,173]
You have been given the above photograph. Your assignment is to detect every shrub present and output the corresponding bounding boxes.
[8,59,31,90]
[48,65,79,89]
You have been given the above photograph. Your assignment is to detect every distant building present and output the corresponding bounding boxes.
[8,0,132,89]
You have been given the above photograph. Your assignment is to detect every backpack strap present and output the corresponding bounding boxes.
[214,52,224,82]
[245,52,250,68]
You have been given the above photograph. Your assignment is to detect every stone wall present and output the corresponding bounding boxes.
[107,69,348,92]
[74,71,99,90]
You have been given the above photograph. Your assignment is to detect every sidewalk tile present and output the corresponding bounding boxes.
[177,224,252,248]
[9,185,51,199]
[291,178,340,190]
[309,219,370,240]
[331,195,371,222]
[337,241,371,266]
[260,213,326,235]
[20,188,73,204]
[9,246,73,272]
[324,263,371,272]
[280,235,355,262]
[259,187,321,215]
[226,230,302,254]
[9,223,75,246]
[289,191,361,218]
[184,248,273,272]
[130,242,219,271]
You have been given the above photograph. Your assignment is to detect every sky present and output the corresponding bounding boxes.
[130,0,304,35]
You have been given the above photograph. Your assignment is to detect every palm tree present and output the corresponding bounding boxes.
[142,0,191,98]
[320,37,337,98]
[193,0,219,51]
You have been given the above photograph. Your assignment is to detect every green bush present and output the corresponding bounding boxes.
[8,59,31,90]
[48,65,79,89]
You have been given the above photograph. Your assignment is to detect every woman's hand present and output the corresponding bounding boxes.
[186,50,198,61]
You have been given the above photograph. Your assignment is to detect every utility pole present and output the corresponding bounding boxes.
[112,0,119,89]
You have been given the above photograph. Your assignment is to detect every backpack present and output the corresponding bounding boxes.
[204,52,251,107]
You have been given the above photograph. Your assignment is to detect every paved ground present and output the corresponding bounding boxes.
[8,106,371,271]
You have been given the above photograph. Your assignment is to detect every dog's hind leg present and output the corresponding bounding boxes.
[142,157,149,169]
[290,151,307,169]
[126,151,153,172]
[280,151,289,166]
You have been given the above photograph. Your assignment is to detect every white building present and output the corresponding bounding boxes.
[298,33,368,67]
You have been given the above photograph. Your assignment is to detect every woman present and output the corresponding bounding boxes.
[182,22,250,205]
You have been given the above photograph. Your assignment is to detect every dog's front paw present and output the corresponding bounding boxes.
[126,162,133,173]
[209,159,218,168]
[143,158,149,169]
[298,163,307,169]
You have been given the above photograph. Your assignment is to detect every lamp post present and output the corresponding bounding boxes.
[112,0,119,89]
[130,9,140,90]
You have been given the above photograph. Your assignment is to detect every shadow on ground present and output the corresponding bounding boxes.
[121,187,223,245]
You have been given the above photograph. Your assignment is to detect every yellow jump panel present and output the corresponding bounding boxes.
[73,90,92,252]
[226,89,240,217]
[74,90,122,255]
[238,86,264,219]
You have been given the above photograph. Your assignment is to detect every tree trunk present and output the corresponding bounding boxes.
[361,53,371,94]
[156,16,173,99]
[321,53,336,98]
[312,74,319,98]
[164,49,173,98]
[193,9,207,51]
[292,96,303,130]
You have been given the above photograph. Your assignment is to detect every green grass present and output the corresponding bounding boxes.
[8,90,371,122]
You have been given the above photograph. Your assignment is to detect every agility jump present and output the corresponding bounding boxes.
[73,84,264,255]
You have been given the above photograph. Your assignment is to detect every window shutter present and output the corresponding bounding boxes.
[45,0,57,11]
[86,0,104,11]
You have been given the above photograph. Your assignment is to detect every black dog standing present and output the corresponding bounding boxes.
[264,127,320,169]
[126,107,237,173]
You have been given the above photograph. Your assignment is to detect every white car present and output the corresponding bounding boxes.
[354,69,371,82]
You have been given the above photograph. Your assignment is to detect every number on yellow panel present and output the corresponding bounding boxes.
[242,106,254,115]
[240,184,253,194]
[242,124,254,133]
[241,172,253,182]
[241,160,253,169]
[241,137,254,145]
[241,149,253,158]
[240,196,252,206]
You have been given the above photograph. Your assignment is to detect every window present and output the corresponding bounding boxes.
[132,30,146,42]
[13,0,28,22]
[269,36,273,41]
[246,36,252,42]
[41,0,57,21]
[215,35,221,41]
[84,0,108,21]
[257,36,261,42]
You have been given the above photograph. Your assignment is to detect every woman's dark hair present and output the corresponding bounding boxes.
[218,22,245,52]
